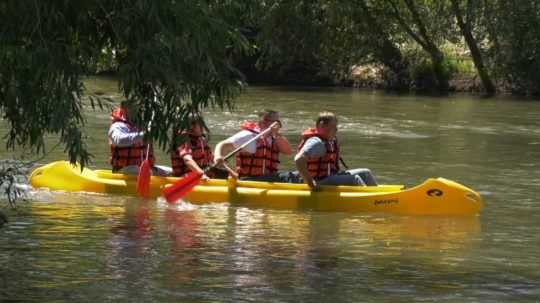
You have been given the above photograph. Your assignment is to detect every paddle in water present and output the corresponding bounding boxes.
[163,121,278,203]
[136,107,156,198]
[136,144,152,198]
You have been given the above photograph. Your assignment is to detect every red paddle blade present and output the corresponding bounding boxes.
[136,160,152,198]
[163,171,203,203]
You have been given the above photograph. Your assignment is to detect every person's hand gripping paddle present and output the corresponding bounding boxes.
[162,121,278,203]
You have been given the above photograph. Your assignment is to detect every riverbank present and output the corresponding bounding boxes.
[96,69,501,96]
[349,64,505,95]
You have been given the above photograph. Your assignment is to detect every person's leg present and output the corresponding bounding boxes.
[152,165,172,176]
[318,174,363,186]
[118,165,172,177]
[240,172,301,183]
[118,165,140,175]
[208,167,229,179]
[276,171,303,183]
[345,168,378,186]
[278,171,363,186]
[240,173,283,182]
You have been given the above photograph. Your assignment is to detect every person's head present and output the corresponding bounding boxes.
[120,100,139,121]
[188,116,204,136]
[257,109,281,130]
[315,112,338,139]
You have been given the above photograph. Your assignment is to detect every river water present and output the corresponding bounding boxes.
[1,77,540,301]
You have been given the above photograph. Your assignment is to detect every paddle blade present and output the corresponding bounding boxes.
[163,171,203,203]
[136,160,152,198]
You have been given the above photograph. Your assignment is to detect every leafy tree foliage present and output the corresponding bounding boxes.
[0,0,248,167]
[249,1,332,85]
[384,0,456,92]
[486,1,540,96]
[247,0,540,95]
[246,0,411,88]
[450,0,495,95]
[320,0,411,89]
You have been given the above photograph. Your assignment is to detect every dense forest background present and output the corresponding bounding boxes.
[254,1,539,97]
[90,1,540,97]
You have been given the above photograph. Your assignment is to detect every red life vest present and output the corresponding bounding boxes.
[235,121,280,177]
[297,127,340,179]
[109,107,154,172]
[171,133,213,177]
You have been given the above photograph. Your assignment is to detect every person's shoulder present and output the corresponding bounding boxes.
[237,129,256,136]
[307,136,323,142]
[109,121,126,131]
[300,136,323,151]
[111,120,130,127]
[305,136,323,145]
[228,130,255,141]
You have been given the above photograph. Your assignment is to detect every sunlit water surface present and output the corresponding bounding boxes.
[1,79,540,301]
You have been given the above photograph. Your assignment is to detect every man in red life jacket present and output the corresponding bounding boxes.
[170,117,229,180]
[294,112,377,191]
[108,101,169,175]
[213,109,292,181]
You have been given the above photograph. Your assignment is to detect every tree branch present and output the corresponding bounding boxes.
[388,0,429,50]
[402,0,437,51]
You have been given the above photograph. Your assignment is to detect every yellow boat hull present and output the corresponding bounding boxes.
[29,161,482,215]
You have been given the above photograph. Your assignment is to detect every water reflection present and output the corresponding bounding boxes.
[183,207,483,298]
[20,181,488,300]
[110,198,153,240]
[358,215,481,252]
[163,207,202,283]
[12,82,540,300]
[105,198,155,299]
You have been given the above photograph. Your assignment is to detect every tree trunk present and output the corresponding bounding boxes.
[389,0,450,93]
[462,29,496,95]
[450,0,496,96]
[358,0,410,90]
[0,211,7,228]
[428,47,450,93]
[376,35,411,90]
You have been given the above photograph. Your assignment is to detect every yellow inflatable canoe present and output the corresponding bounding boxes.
[29,161,482,215]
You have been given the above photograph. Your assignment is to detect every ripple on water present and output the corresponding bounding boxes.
[339,123,430,139]
[3,85,540,302]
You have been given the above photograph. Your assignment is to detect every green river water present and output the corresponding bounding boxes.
[1,77,540,302]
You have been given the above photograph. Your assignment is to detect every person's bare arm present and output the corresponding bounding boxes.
[182,154,209,180]
[294,150,320,191]
[213,141,235,167]
[213,141,239,179]
[274,135,292,155]
[271,124,292,155]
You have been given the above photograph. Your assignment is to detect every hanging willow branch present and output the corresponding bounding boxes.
[0,1,249,169]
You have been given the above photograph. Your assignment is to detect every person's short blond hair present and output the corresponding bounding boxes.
[316,111,337,126]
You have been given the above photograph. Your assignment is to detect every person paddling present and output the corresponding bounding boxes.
[294,112,377,191]
[170,117,228,179]
[213,109,292,181]
[108,101,167,176]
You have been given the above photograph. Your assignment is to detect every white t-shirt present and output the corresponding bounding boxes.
[225,130,273,154]
[108,122,145,147]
